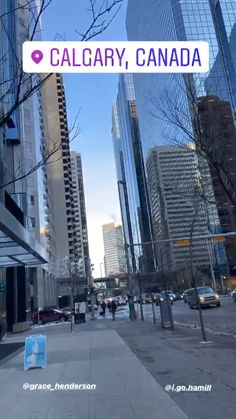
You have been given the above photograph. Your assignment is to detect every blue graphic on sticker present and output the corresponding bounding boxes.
[24,335,46,370]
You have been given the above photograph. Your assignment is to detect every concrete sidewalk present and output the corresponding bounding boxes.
[0,328,188,419]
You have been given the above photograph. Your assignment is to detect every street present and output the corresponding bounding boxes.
[2,303,236,419]
[22,296,236,340]
[97,297,236,339]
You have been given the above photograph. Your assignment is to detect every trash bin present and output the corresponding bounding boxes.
[159,298,174,328]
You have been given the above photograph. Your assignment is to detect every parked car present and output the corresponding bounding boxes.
[231,288,236,302]
[156,291,174,305]
[61,306,74,318]
[187,286,220,309]
[31,309,69,325]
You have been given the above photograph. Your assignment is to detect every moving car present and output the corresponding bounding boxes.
[156,291,174,305]
[142,293,153,304]
[133,294,151,304]
[183,289,193,303]
[116,296,127,306]
[232,289,236,302]
[187,286,220,309]
[31,309,69,325]
[174,292,183,301]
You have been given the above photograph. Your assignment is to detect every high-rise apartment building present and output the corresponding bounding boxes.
[0,0,48,337]
[40,74,79,290]
[102,222,126,276]
[70,151,90,277]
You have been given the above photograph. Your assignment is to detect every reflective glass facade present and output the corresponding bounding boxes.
[126,0,235,275]
[112,74,155,273]
[126,0,236,148]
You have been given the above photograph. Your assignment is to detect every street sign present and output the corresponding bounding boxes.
[175,239,190,247]
[0,282,5,292]
[24,335,46,370]
[212,236,226,243]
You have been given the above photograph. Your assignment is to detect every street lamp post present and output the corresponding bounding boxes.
[89,262,96,320]
[100,262,103,278]
[117,180,136,320]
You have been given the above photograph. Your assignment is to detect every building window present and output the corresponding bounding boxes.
[29,195,35,205]
[28,217,36,228]
[27,177,34,187]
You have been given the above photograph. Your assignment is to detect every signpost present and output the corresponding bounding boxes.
[24,335,46,370]
[212,236,226,243]
[175,239,190,247]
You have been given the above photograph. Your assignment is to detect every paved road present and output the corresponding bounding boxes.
[92,297,236,338]
[141,297,236,337]
[6,296,234,341]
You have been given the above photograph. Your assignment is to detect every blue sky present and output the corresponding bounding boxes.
[42,0,127,276]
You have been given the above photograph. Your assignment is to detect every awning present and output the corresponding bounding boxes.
[0,202,48,267]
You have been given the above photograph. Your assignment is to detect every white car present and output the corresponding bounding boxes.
[232,289,236,301]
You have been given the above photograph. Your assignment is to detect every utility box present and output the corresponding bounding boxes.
[159,298,174,328]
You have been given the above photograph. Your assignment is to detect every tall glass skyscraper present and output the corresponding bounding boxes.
[126,0,235,277]
[126,0,236,149]
[112,74,155,274]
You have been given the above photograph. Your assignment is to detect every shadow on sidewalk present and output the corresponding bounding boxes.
[0,342,24,363]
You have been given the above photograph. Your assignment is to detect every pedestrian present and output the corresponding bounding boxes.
[107,300,112,312]
[79,301,86,323]
[101,300,106,316]
[111,299,117,321]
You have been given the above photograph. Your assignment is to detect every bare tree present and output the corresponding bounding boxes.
[0,0,124,185]
[149,76,236,209]
[147,74,236,276]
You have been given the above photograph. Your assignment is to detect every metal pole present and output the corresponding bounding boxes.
[220,275,225,294]
[151,295,156,324]
[163,275,174,330]
[207,238,217,291]
[194,278,207,342]
[70,262,73,333]
[90,289,96,320]
[38,294,40,326]
[117,181,136,320]
[138,274,144,321]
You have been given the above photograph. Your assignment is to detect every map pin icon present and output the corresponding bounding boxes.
[31,50,43,64]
